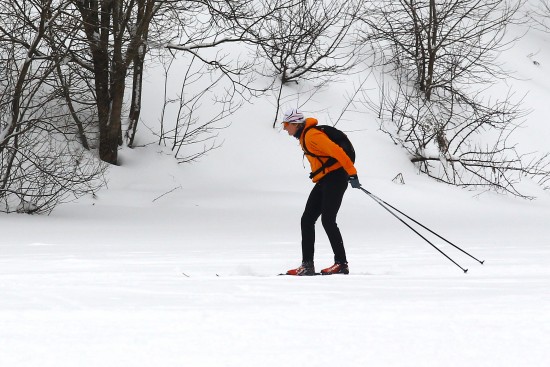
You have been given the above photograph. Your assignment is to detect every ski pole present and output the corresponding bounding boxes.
[360,187,485,265]
[358,187,471,273]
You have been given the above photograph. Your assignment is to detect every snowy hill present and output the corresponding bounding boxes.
[2,6,550,367]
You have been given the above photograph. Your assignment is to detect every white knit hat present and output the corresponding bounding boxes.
[282,109,305,124]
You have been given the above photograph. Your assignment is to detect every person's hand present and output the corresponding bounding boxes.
[349,175,361,188]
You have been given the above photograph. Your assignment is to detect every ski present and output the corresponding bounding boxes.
[182,272,357,277]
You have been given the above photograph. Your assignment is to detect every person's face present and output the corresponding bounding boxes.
[283,122,300,136]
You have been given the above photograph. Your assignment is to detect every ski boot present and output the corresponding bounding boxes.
[286,261,316,276]
[321,262,349,275]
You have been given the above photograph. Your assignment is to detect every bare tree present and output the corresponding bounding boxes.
[155,54,241,163]
[181,0,361,126]
[529,0,550,31]
[12,0,239,166]
[258,0,361,126]
[164,0,263,98]
[0,0,253,213]
[358,0,549,196]
[247,0,360,84]
[0,0,106,214]
[64,0,162,165]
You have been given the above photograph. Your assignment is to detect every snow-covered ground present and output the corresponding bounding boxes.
[2,14,550,367]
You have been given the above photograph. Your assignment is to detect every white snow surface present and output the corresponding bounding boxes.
[2,21,550,367]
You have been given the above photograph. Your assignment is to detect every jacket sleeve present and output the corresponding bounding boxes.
[307,129,357,176]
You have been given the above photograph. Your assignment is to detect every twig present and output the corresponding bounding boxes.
[152,185,182,202]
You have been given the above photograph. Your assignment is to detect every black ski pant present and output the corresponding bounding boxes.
[301,168,348,264]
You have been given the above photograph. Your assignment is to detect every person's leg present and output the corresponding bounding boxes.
[300,183,323,262]
[320,170,348,264]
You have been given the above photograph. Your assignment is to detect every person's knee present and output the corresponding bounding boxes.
[321,214,337,229]
[301,214,317,228]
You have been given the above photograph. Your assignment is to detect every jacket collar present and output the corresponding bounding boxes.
[297,117,319,140]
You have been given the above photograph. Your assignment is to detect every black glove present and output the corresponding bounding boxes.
[349,175,361,188]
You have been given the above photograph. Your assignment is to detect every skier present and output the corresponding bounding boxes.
[282,109,361,276]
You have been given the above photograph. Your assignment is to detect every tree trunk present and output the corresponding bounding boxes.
[95,45,118,164]
[127,50,145,147]
[425,0,438,101]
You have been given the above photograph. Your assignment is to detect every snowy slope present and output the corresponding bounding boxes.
[2,10,550,367]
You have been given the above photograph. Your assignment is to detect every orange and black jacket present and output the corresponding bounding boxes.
[299,117,357,183]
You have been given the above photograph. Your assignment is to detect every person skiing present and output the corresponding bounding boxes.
[282,109,361,276]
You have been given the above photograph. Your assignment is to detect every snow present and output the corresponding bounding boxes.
[2,12,550,367]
